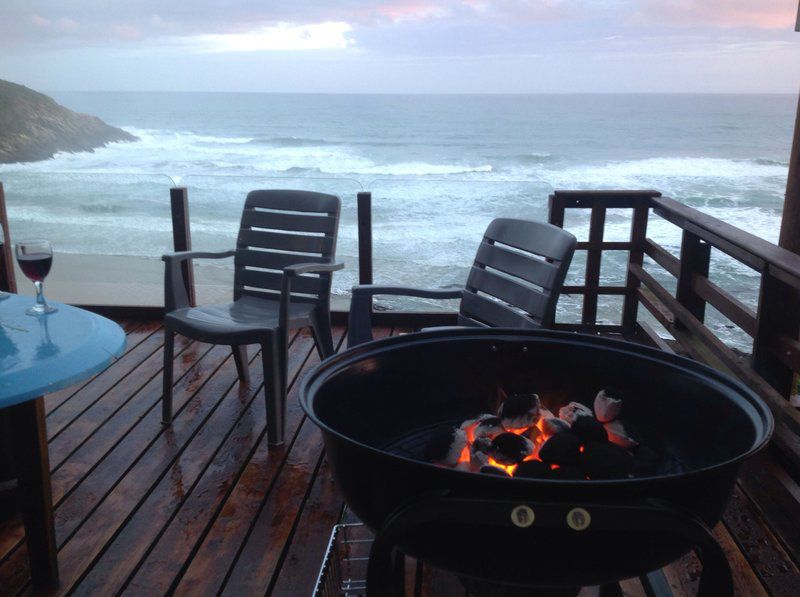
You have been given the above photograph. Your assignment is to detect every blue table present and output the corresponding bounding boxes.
[0,294,125,585]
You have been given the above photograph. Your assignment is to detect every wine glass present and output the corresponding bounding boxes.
[15,240,57,315]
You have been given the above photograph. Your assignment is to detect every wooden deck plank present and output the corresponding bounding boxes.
[174,327,350,596]
[45,321,166,437]
[0,339,233,590]
[2,323,800,596]
[221,328,394,596]
[723,485,800,597]
[121,330,325,595]
[69,332,314,595]
[737,454,800,564]
[47,333,198,473]
[43,320,160,416]
[269,455,343,597]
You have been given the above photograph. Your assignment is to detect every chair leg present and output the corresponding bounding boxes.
[162,330,175,424]
[262,335,286,446]
[232,345,250,384]
[309,308,335,359]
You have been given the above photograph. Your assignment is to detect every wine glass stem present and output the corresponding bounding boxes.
[34,280,48,310]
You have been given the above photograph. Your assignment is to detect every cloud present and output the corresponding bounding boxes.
[194,22,353,52]
[636,0,797,29]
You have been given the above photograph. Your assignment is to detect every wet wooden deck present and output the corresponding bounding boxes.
[0,321,799,595]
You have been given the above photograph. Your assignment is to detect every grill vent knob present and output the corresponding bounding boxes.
[511,505,535,528]
[567,507,591,531]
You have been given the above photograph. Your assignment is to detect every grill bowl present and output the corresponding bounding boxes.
[301,329,772,587]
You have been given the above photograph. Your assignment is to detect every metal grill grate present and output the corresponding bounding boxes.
[314,523,374,597]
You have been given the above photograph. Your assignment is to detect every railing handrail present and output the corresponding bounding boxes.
[653,195,800,282]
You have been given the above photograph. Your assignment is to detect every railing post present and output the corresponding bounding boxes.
[0,183,17,293]
[621,201,649,335]
[753,270,800,397]
[357,191,373,285]
[582,205,606,326]
[675,230,711,325]
[170,186,196,307]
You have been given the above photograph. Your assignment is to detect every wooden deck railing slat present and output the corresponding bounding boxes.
[689,274,757,337]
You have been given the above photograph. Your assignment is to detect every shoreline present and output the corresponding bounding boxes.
[12,253,352,311]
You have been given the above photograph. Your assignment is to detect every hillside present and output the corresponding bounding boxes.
[0,80,137,164]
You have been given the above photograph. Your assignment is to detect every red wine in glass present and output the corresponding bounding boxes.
[15,239,57,314]
[17,253,53,282]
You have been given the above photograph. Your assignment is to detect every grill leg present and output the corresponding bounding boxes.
[367,532,405,596]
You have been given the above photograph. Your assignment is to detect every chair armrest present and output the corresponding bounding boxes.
[162,250,236,263]
[278,261,345,329]
[163,250,236,311]
[283,261,345,277]
[348,284,463,347]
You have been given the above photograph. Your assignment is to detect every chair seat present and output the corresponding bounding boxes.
[166,295,316,344]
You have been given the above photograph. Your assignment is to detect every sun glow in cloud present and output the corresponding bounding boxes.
[195,21,353,52]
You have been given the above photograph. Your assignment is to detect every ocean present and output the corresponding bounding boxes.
[0,92,794,346]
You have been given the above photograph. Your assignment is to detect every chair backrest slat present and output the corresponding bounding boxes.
[238,229,332,254]
[234,190,341,300]
[239,268,324,296]
[241,209,336,234]
[458,291,543,329]
[460,218,576,329]
[465,266,549,318]
[474,242,559,289]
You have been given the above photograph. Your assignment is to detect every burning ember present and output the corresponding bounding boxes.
[428,389,645,480]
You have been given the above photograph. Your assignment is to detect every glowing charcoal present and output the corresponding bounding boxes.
[594,389,623,423]
[480,465,512,477]
[570,416,609,443]
[514,459,550,479]
[497,393,541,429]
[558,402,594,425]
[605,420,639,449]
[524,424,542,444]
[489,432,535,465]
[538,431,582,466]
[470,436,493,469]
[424,427,468,466]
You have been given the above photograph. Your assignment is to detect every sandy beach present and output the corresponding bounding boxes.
[11,252,350,311]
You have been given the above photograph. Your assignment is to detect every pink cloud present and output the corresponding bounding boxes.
[640,0,796,29]
[375,1,450,23]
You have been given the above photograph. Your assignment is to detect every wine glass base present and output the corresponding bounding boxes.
[26,304,58,316]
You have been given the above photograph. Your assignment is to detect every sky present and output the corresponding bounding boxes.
[0,0,798,93]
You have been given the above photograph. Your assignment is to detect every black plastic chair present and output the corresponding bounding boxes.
[348,218,576,346]
[162,190,343,445]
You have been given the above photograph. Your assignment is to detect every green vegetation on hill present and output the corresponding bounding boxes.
[0,79,137,164]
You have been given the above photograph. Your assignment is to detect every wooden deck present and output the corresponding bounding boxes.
[0,321,799,595]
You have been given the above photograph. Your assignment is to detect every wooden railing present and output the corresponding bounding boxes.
[548,189,800,468]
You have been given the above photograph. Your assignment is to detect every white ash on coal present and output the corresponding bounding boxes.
[605,420,639,449]
[594,389,623,423]
[558,402,594,425]
[541,417,570,436]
